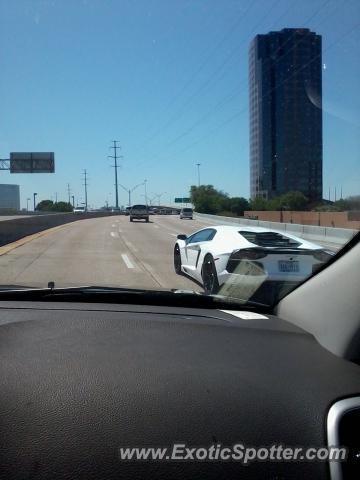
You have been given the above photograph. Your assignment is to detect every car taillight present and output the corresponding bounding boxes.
[313,250,334,262]
[230,249,267,260]
[226,249,267,274]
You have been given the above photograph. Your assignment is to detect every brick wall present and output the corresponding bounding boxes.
[244,211,360,229]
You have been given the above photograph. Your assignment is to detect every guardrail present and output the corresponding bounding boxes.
[194,213,357,246]
[0,212,119,247]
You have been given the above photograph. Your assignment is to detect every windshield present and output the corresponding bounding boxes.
[0,0,359,306]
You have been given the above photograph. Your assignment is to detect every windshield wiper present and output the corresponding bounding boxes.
[0,285,269,311]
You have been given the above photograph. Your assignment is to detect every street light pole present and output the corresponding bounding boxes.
[152,192,167,206]
[27,198,30,211]
[33,193,37,211]
[71,195,75,208]
[119,181,145,207]
[196,163,201,187]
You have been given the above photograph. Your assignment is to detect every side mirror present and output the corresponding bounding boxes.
[177,234,187,241]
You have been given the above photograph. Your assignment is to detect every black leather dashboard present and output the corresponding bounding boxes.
[0,301,359,479]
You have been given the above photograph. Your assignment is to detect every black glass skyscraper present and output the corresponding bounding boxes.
[249,28,322,201]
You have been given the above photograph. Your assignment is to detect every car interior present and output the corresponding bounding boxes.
[0,232,358,480]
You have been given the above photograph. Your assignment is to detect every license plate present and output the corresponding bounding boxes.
[278,260,299,272]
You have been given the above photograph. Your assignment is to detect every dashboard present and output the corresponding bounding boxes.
[0,300,359,479]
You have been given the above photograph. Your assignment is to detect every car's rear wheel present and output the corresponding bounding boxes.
[174,245,182,275]
[202,255,219,294]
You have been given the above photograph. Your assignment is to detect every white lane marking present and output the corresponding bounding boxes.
[110,231,119,238]
[170,233,177,237]
[112,224,117,227]
[121,254,135,269]
[118,229,123,233]
[153,225,159,229]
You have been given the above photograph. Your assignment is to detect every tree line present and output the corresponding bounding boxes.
[190,186,360,216]
[35,200,73,212]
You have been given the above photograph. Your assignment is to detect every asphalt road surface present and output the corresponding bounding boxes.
[0,215,211,290]
[0,214,342,291]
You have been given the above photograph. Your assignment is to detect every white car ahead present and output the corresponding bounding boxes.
[73,206,86,213]
[173,225,334,300]
[180,208,193,219]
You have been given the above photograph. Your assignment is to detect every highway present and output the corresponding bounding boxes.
[0,215,211,290]
[0,214,341,290]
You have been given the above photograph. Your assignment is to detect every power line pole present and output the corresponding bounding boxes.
[67,183,71,204]
[196,163,201,187]
[82,169,88,210]
[109,140,123,210]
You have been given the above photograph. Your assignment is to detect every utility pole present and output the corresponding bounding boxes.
[27,198,30,211]
[55,192,58,203]
[71,195,75,208]
[33,192,37,211]
[144,179,148,206]
[196,163,201,187]
[335,186,337,202]
[109,140,123,210]
[82,169,88,211]
[67,183,71,204]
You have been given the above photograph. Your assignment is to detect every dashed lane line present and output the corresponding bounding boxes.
[121,254,135,269]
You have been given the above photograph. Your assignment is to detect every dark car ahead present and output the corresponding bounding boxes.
[130,204,149,222]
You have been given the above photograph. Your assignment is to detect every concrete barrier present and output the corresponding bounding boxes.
[194,213,357,246]
[0,212,119,247]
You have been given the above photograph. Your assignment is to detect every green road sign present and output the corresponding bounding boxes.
[182,197,190,203]
[174,198,182,203]
[175,197,191,203]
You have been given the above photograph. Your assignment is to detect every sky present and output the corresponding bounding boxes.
[0,0,359,209]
